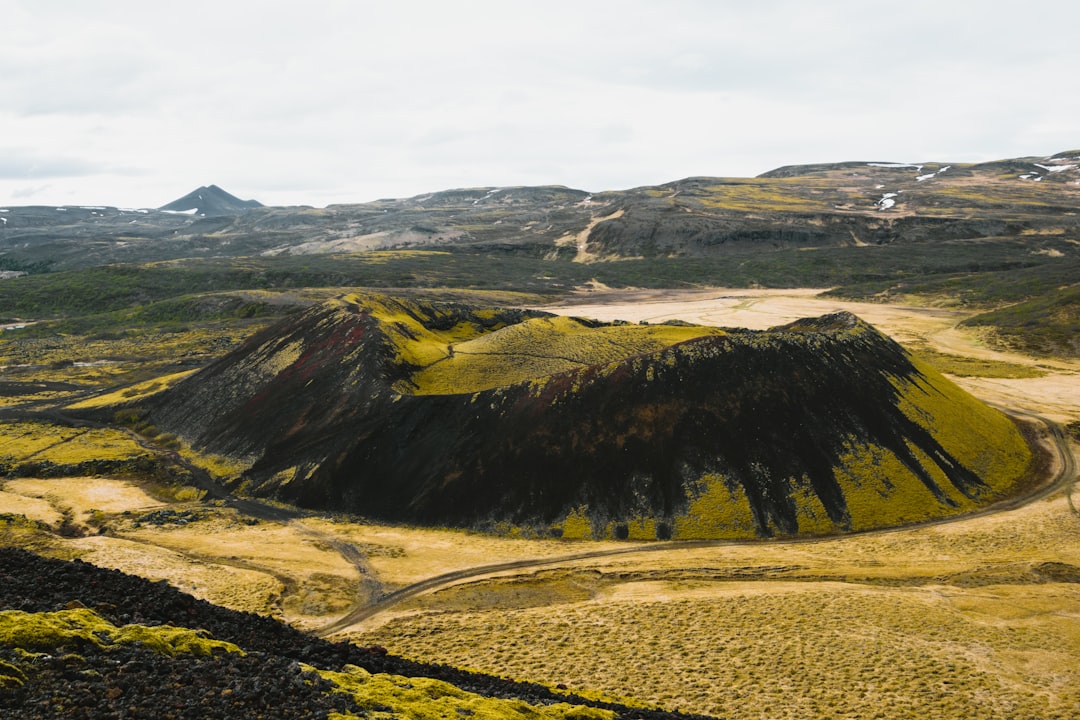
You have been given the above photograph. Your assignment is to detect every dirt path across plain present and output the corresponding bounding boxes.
[315,287,1080,637]
[319,406,1076,637]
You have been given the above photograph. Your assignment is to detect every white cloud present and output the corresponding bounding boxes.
[2,0,1079,208]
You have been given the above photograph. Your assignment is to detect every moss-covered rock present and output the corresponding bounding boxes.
[0,608,242,657]
[320,664,615,720]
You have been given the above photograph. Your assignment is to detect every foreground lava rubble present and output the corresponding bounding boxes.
[0,548,716,720]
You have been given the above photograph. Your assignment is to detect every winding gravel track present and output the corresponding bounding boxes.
[316,407,1078,638]
[4,371,1074,643]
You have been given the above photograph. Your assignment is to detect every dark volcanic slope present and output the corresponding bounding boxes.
[142,294,1032,539]
[159,184,263,216]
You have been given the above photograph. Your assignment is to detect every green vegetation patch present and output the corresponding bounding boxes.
[0,608,242,657]
[696,178,836,213]
[0,657,27,688]
[893,360,1032,488]
[962,283,1080,357]
[0,421,149,467]
[65,370,197,410]
[345,292,729,396]
[910,347,1047,378]
[407,314,727,395]
[319,664,614,720]
[829,357,1033,533]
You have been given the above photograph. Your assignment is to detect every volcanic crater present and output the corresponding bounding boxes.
[143,294,1034,539]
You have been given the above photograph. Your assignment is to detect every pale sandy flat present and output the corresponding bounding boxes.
[0,488,65,525]
[542,287,961,336]
[71,534,282,615]
[129,515,359,581]
[2,477,167,520]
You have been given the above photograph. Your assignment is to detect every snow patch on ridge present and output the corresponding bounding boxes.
[473,188,502,205]
[868,163,922,169]
[876,192,898,210]
[1035,163,1077,173]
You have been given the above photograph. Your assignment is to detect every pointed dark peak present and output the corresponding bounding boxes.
[159,185,263,217]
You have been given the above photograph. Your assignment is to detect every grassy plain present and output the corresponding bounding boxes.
[1,287,1078,718]
[5,468,1077,717]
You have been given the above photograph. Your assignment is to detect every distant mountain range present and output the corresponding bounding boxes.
[0,150,1077,271]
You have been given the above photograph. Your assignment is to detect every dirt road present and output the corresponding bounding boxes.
[315,288,1080,637]
[317,405,1076,637]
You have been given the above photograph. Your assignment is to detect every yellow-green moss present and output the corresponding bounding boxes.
[319,664,614,720]
[0,421,148,465]
[65,370,197,410]
[560,506,594,540]
[0,658,27,688]
[674,474,758,540]
[825,358,1033,532]
[788,480,839,536]
[665,356,1033,538]
[176,442,252,481]
[696,179,836,213]
[624,517,659,541]
[837,440,963,531]
[338,293,494,374]
[895,359,1032,490]
[0,609,242,657]
[408,316,726,395]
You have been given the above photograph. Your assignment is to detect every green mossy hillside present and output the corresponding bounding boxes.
[0,421,155,479]
[141,295,1037,539]
[407,315,727,395]
[962,283,1080,357]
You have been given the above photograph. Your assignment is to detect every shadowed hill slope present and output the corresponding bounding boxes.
[0,548,709,720]
[143,294,1034,539]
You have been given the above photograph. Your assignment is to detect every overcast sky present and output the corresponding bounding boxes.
[2,1,1078,209]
